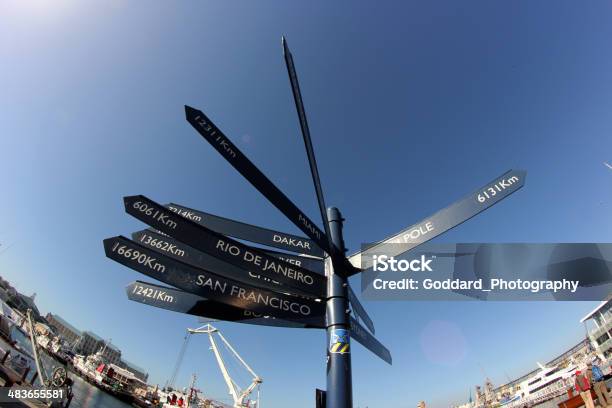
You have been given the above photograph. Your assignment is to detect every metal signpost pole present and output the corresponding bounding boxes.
[103,36,526,408]
[326,207,352,408]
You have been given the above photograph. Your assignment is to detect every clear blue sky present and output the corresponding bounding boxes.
[1,1,611,407]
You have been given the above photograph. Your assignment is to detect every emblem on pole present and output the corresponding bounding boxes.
[329,329,351,354]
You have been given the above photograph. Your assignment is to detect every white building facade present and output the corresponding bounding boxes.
[580,299,612,359]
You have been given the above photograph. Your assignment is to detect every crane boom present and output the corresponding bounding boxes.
[188,324,262,407]
[208,328,241,403]
[217,331,260,380]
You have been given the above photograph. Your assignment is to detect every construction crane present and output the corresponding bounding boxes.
[187,324,262,408]
[167,333,192,389]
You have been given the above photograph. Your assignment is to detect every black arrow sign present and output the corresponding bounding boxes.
[166,202,324,258]
[132,229,279,289]
[347,169,527,274]
[126,281,324,329]
[260,247,324,275]
[283,37,336,259]
[350,317,392,365]
[124,195,326,298]
[104,236,326,322]
[134,228,325,277]
[184,105,331,255]
[347,285,375,334]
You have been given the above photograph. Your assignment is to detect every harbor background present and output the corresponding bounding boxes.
[2,0,612,406]
[67,375,131,408]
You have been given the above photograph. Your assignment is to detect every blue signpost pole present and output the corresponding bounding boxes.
[326,207,352,408]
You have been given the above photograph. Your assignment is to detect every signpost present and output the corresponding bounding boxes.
[126,280,324,328]
[166,202,325,258]
[324,208,352,407]
[124,195,326,298]
[104,236,325,323]
[185,105,331,255]
[132,228,300,294]
[259,247,325,275]
[347,285,375,334]
[347,169,526,272]
[283,37,336,259]
[349,317,391,364]
[103,37,526,408]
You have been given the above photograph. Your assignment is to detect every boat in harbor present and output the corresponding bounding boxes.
[518,362,578,398]
[35,332,72,366]
[156,381,223,408]
[498,394,520,406]
[92,362,144,404]
[498,361,580,408]
[70,348,157,406]
[71,352,103,383]
[459,359,591,408]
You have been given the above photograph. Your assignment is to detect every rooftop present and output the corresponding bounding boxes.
[580,298,611,323]
[82,331,121,352]
[106,343,121,352]
[83,330,101,340]
[48,314,82,336]
[120,359,146,374]
[108,364,136,380]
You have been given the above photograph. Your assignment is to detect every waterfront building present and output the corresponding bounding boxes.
[79,331,103,356]
[101,344,122,364]
[46,313,82,346]
[118,359,149,383]
[79,331,122,364]
[580,298,612,359]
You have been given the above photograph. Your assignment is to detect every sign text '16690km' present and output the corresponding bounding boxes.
[110,242,166,273]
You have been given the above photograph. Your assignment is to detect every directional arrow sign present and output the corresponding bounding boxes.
[134,228,325,278]
[282,39,362,277]
[166,202,324,258]
[132,229,284,293]
[126,281,324,329]
[124,195,326,298]
[260,248,324,275]
[104,236,326,322]
[184,105,331,255]
[350,317,392,365]
[347,169,526,274]
[283,37,336,258]
[347,285,374,334]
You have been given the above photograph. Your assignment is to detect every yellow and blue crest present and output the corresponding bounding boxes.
[329,328,350,354]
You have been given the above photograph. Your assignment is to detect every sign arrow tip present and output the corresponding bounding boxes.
[123,195,142,206]
[184,105,200,119]
[125,282,135,295]
[102,236,119,256]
